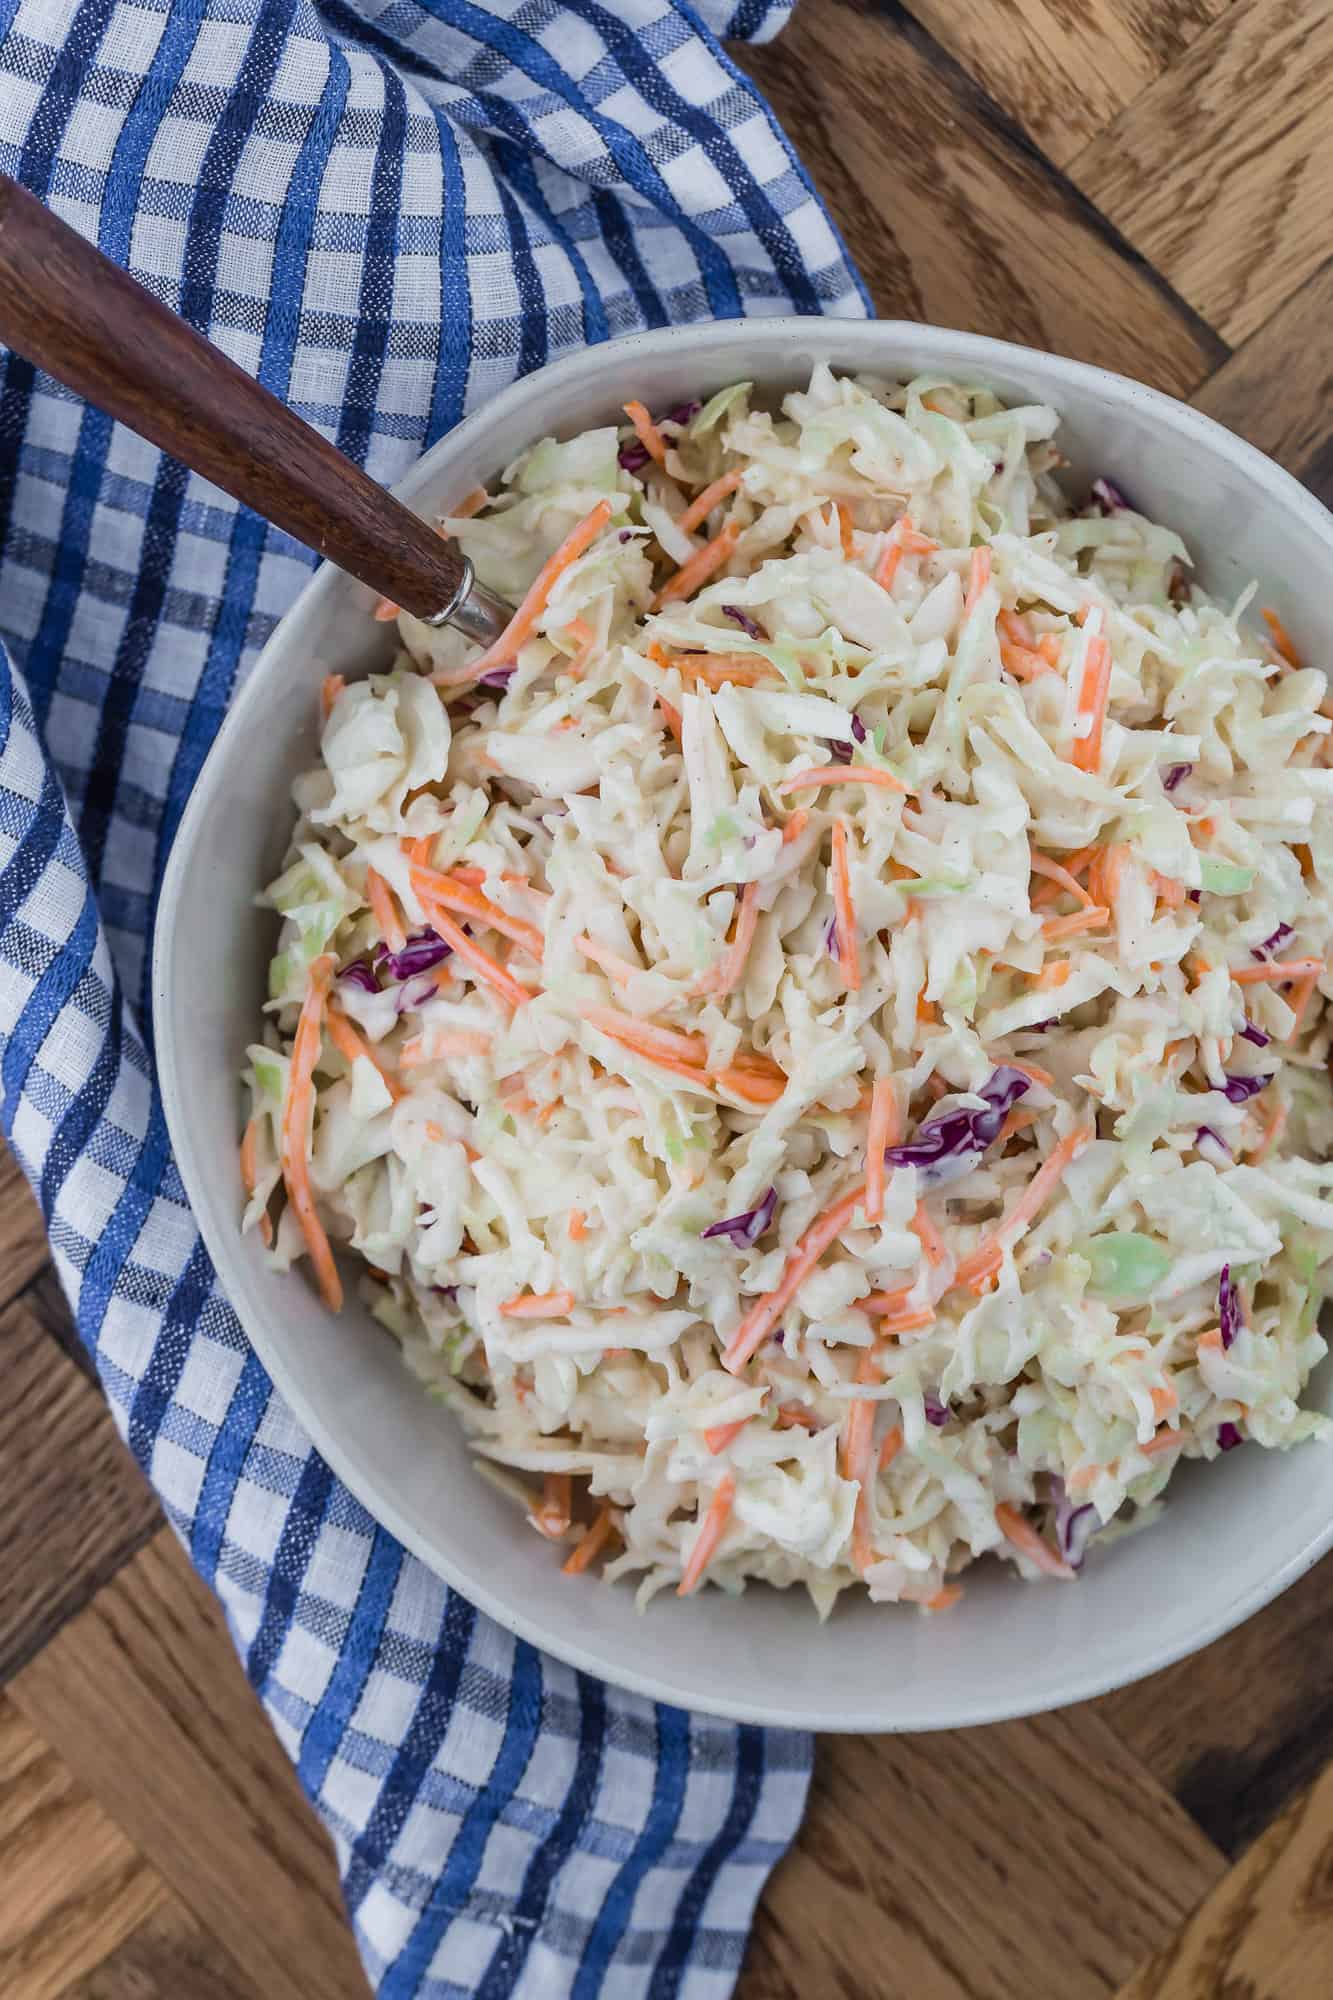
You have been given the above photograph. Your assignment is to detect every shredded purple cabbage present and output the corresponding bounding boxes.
[824,912,840,954]
[883,1067,1031,1188]
[617,439,651,472]
[1239,1020,1270,1048]
[1049,1475,1099,1570]
[1217,1421,1243,1451]
[1088,475,1135,515]
[432,1284,458,1302]
[1163,763,1192,791]
[1187,889,1202,904]
[1025,1019,1056,1033]
[375,929,453,982]
[338,958,379,994]
[477,665,516,690]
[701,1184,777,1247]
[1253,922,1293,961]
[923,1395,950,1428]
[1220,1073,1268,1105]
[1218,1264,1241,1349]
[827,712,865,765]
[1195,1125,1231,1159]
[721,604,767,641]
[662,400,701,427]
[618,529,633,544]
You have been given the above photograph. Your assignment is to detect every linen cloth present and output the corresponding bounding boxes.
[0,0,867,1991]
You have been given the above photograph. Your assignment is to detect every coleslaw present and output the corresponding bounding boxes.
[242,367,1333,1612]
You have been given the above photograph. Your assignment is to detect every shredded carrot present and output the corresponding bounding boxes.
[704,880,761,999]
[1034,960,1072,990]
[676,469,743,536]
[409,864,546,960]
[657,693,683,742]
[1139,1429,1186,1459]
[563,1501,617,1576]
[995,1503,1074,1580]
[864,1075,898,1224]
[776,764,909,796]
[704,1417,749,1455]
[775,1403,821,1432]
[500,1289,575,1319]
[412,900,530,1009]
[1197,1327,1224,1354]
[962,546,991,620]
[239,1115,273,1246]
[873,514,935,592]
[712,1063,786,1105]
[954,1124,1092,1293]
[1005,1058,1054,1088]
[1029,852,1096,909]
[1041,905,1110,942]
[465,498,613,677]
[1037,634,1062,667]
[326,1006,403,1098]
[878,1425,904,1472]
[916,987,939,1024]
[1284,970,1319,1038]
[1070,624,1112,773]
[653,518,739,609]
[836,502,856,560]
[724,1180,868,1372]
[1262,607,1302,667]
[372,598,400,623]
[623,398,668,465]
[576,934,642,987]
[782,808,810,845]
[567,1209,587,1241]
[279,955,343,1311]
[677,1476,736,1595]
[530,1473,572,1540]
[830,819,860,992]
[1230,956,1324,986]
[1001,642,1058,682]
[399,1028,492,1064]
[910,1201,947,1266]
[858,1284,914,1316]
[1151,870,1187,910]
[1151,1384,1178,1420]
[880,1305,936,1336]
[998,609,1035,649]
[671,653,776,690]
[582,1006,708,1067]
[998,1106,1038,1143]
[925,1585,964,1611]
[365,865,406,954]
[320,673,345,720]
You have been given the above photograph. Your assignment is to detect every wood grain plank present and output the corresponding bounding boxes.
[1100,1555,1333,1859]
[9,1532,370,2000]
[1189,255,1333,507]
[901,0,1231,168]
[0,1142,51,1312]
[0,1284,161,1681]
[1114,1761,1333,1999]
[738,1708,1226,2000]
[0,1697,165,2000]
[737,0,1225,396]
[57,1897,259,2000]
[1071,0,1333,342]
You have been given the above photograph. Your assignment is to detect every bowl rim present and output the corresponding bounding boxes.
[154,318,1333,1731]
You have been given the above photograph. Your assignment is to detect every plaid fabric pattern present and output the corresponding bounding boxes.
[0,0,865,1992]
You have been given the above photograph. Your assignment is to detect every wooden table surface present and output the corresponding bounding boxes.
[5,3,1333,1995]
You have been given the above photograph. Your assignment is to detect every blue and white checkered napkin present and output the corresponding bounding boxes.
[0,0,866,1991]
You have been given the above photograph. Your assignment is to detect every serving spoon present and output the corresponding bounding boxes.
[0,171,512,646]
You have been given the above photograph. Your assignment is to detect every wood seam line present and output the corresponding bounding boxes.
[871,0,1233,371]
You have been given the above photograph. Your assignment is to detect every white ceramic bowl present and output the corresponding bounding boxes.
[155,321,1333,1731]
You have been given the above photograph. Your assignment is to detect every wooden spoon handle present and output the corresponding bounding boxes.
[0,173,471,623]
